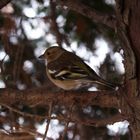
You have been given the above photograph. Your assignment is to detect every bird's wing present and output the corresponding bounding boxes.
[48,64,89,80]
[47,52,98,80]
[69,53,100,80]
[47,51,116,89]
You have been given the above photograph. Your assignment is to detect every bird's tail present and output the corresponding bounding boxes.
[97,79,118,90]
[94,78,118,90]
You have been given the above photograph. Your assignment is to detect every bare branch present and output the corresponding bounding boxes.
[49,0,70,46]
[61,103,74,140]
[0,87,119,108]
[115,0,136,80]
[0,0,12,9]
[43,102,53,140]
[0,87,127,127]
[0,118,44,138]
[50,0,63,46]
[57,0,116,29]
[0,102,127,127]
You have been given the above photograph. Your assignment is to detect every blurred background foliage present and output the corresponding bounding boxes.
[0,0,130,140]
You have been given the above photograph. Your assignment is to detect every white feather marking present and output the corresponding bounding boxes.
[48,69,57,74]
[55,70,69,77]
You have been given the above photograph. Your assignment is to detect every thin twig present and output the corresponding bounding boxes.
[43,102,53,140]
[61,102,74,140]
[0,103,127,127]
[71,124,77,140]
[17,125,44,138]
[0,103,46,119]
[0,117,44,138]
[50,0,63,46]
[13,18,25,82]
[0,54,7,73]
[61,121,69,140]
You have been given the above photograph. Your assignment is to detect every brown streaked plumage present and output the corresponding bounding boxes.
[39,46,116,90]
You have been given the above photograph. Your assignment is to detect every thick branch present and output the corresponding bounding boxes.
[115,0,136,80]
[0,104,127,127]
[0,0,12,9]
[50,0,63,46]
[0,87,119,108]
[0,87,131,127]
[57,0,116,29]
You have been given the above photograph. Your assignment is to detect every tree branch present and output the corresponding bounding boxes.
[57,0,116,29]
[115,0,136,80]
[0,102,127,127]
[0,0,12,9]
[0,87,119,108]
[0,87,131,127]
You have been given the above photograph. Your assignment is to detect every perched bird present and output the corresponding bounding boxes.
[39,46,116,90]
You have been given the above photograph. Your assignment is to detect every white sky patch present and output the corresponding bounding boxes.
[75,44,92,60]
[51,43,59,47]
[18,117,24,125]
[23,0,49,18]
[88,86,98,91]
[44,0,50,7]
[87,38,110,73]
[17,81,26,90]
[56,15,66,27]
[0,80,6,88]
[89,56,101,74]
[62,42,73,52]
[23,60,34,74]
[0,51,9,61]
[3,124,11,131]
[22,20,45,40]
[104,0,115,5]
[70,41,78,51]
[31,0,41,9]
[45,34,56,44]
[34,45,47,58]
[0,111,6,117]
[94,38,110,63]
[44,23,51,32]
[113,52,125,74]
[36,119,64,140]
[64,43,92,61]
[67,131,74,139]
[36,121,46,135]
[23,7,36,18]
[107,120,129,136]
[0,51,6,60]
[10,36,18,44]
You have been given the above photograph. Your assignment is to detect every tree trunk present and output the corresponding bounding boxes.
[126,0,140,139]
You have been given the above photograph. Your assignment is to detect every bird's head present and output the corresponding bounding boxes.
[39,46,65,63]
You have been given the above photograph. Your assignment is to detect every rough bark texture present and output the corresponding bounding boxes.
[129,1,140,87]
[128,0,140,140]
[127,0,140,139]
[0,88,118,108]
[0,0,12,9]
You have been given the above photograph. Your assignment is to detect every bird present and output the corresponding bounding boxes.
[39,46,116,90]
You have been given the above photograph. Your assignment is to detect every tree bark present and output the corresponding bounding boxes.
[125,0,140,139]
[0,0,12,9]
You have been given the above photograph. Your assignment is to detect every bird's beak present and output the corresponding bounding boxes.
[38,54,45,59]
